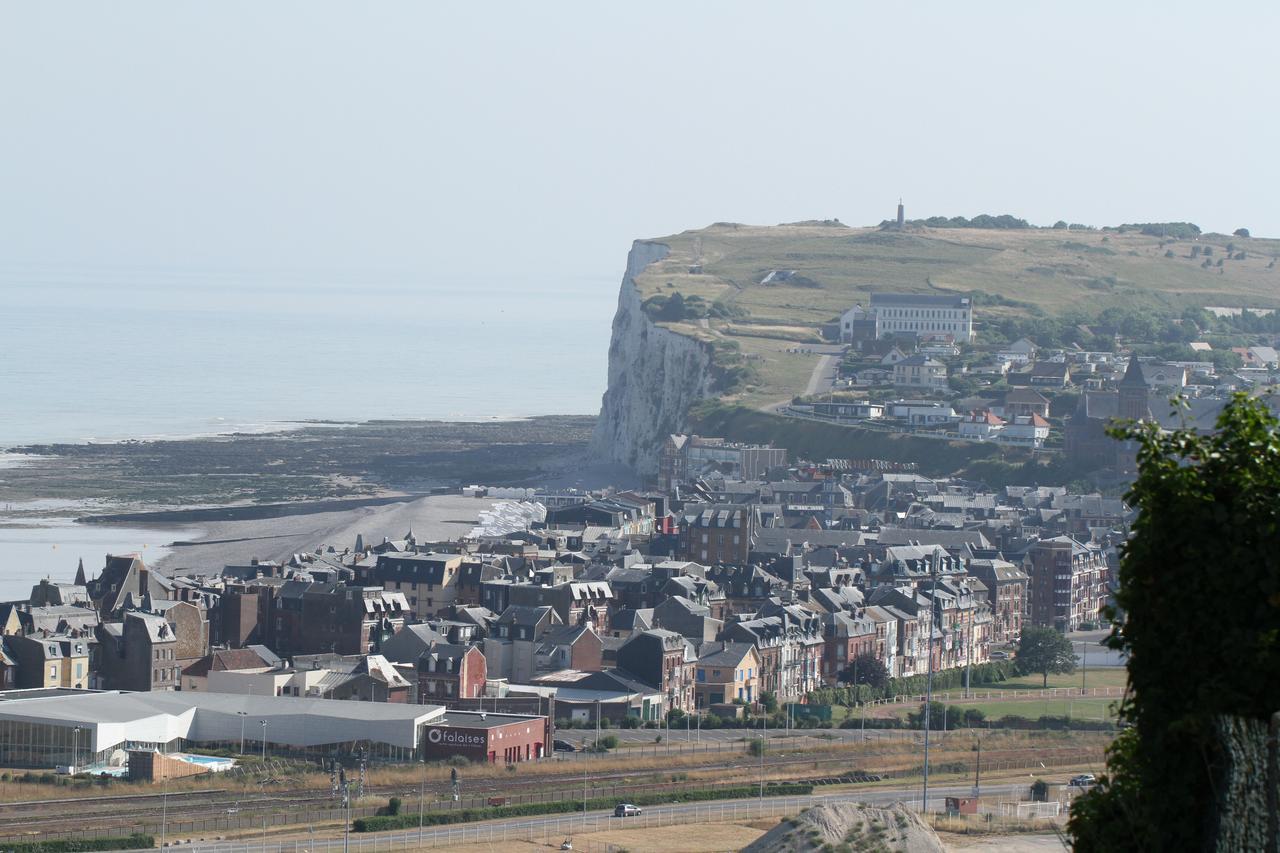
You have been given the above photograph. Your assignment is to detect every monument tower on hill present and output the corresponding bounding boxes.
[896,199,905,228]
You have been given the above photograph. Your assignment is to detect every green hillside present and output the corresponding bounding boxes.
[637,220,1280,407]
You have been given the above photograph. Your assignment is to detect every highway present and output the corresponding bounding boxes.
[173,782,1030,852]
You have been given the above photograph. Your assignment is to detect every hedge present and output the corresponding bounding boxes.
[0,835,155,853]
[810,661,1019,706]
[353,784,813,832]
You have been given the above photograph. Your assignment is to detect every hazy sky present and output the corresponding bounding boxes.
[1,3,1275,281]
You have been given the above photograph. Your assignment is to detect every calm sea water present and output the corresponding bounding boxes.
[0,265,616,447]
[0,265,617,598]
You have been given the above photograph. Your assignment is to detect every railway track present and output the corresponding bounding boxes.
[0,744,1103,839]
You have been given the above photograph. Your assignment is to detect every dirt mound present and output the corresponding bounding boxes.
[744,801,945,852]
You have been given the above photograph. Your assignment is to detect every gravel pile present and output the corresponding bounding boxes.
[744,801,946,853]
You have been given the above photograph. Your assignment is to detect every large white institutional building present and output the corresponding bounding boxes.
[840,292,974,343]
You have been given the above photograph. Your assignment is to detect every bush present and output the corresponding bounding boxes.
[598,716,610,729]
[620,715,640,729]
[445,755,470,768]
[748,738,766,757]
[387,796,402,816]
[352,785,814,832]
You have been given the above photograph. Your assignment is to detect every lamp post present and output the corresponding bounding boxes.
[260,720,267,764]
[238,711,248,755]
[922,555,940,815]
[160,771,169,850]
[71,726,82,771]
[418,752,426,845]
[343,781,352,853]
[758,716,765,801]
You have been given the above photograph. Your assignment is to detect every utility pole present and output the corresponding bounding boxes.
[922,556,939,815]
[418,753,426,844]
[973,736,982,799]
[758,717,765,801]
[1081,639,1088,694]
[160,772,168,850]
[343,781,352,853]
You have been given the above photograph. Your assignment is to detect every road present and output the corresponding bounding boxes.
[174,783,1030,852]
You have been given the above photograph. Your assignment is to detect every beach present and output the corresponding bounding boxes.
[155,492,500,575]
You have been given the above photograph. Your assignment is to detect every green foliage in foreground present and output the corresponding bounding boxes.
[352,785,813,832]
[0,835,155,853]
[1069,395,1280,851]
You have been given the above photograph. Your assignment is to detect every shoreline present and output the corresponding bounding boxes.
[76,491,445,525]
[0,413,593,454]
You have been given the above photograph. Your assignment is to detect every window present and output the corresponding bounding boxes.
[49,665,57,679]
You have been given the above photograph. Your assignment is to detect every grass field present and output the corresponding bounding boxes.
[631,221,1280,404]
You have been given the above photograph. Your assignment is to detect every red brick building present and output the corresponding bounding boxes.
[417,644,486,703]
[419,711,548,764]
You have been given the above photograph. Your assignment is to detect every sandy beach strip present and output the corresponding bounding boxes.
[153,493,499,575]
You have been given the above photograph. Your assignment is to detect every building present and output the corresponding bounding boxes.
[0,689,446,768]
[615,628,696,714]
[95,612,179,692]
[694,642,759,708]
[418,644,487,703]
[369,553,463,619]
[420,710,550,764]
[893,355,948,390]
[1025,537,1109,633]
[677,505,756,565]
[967,559,1028,645]
[868,293,974,343]
[1065,354,1150,472]
[659,435,787,491]
[5,634,90,689]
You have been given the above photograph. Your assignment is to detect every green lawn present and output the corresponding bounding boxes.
[983,667,1127,693]
[934,696,1119,722]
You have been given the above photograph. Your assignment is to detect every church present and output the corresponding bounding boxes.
[1064,354,1151,473]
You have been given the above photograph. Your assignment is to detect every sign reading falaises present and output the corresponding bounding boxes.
[425,727,487,747]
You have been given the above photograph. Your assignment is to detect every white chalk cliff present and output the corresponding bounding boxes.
[591,240,717,476]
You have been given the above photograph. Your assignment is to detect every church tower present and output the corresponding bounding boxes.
[896,199,905,228]
[1117,353,1150,421]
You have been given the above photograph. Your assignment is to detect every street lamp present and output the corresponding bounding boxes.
[260,720,267,764]
[71,726,82,771]
[238,711,248,755]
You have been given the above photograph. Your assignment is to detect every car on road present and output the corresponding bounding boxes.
[613,803,642,817]
[990,651,1009,660]
[1069,774,1096,787]
[553,739,577,752]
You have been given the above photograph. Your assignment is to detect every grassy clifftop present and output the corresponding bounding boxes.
[638,221,1280,325]
[634,220,1280,408]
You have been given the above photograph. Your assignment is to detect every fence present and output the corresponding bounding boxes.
[8,744,1103,845]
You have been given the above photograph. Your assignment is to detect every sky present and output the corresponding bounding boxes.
[0,2,1276,282]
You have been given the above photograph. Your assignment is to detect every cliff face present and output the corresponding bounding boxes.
[591,240,716,476]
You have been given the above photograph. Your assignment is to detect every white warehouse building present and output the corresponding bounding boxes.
[0,689,447,768]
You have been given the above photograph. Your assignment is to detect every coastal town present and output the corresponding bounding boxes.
[2,279,1273,848]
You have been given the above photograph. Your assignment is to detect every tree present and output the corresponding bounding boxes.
[758,691,778,713]
[1233,227,1251,238]
[1015,626,1076,687]
[1069,395,1280,851]
[657,291,687,321]
[839,652,889,689]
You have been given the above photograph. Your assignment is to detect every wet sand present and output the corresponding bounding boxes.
[156,493,499,575]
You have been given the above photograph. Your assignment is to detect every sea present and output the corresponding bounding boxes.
[0,265,618,598]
